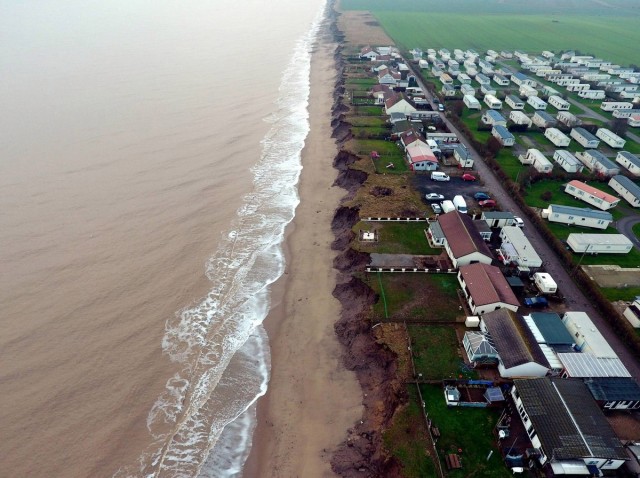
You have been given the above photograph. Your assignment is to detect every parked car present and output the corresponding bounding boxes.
[474,192,491,200]
[514,216,525,228]
[478,199,497,207]
[425,193,445,201]
[524,296,549,308]
[431,171,450,182]
[431,203,442,214]
[461,173,477,181]
[438,104,445,112]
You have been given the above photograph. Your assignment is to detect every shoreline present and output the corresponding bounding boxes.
[243,10,363,477]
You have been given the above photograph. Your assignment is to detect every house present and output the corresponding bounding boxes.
[399,129,424,149]
[553,150,584,173]
[522,312,574,346]
[509,110,532,127]
[548,95,570,111]
[418,59,429,69]
[465,66,477,77]
[510,378,628,472]
[616,151,640,176]
[438,211,493,268]
[544,128,571,147]
[480,84,496,96]
[512,72,536,87]
[463,95,481,110]
[483,94,502,110]
[493,74,509,86]
[481,211,516,228]
[500,50,513,59]
[609,175,640,207]
[518,149,552,173]
[543,204,613,229]
[601,101,634,112]
[453,144,474,168]
[570,127,600,148]
[577,150,620,177]
[629,113,640,127]
[359,46,379,60]
[541,84,561,96]
[532,110,557,128]
[527,96,547,110]
[505,94,524,110]
[479,309,550,377]
[563,311,617,357]
[596,128,626,149]
[392,120,412,136]
[557,110,581,127]
[482,109,507,127]
[583,377,640,410]
[378,68,401,86]
[385,93,417,116]
[567,233,632,254]
[564,180,620,210]
[460,84,476,97]
[458,73,471,84]
[459,265,520,316]
[624,296,640,328]
[613,108,640,119]
[499,226,543,269]
[492,125,515,146]
[441,83,456,97]
[520,84,538,97]
[578,89,606,100]
[405,142,439,171]
[370,84,392,104]
[475,73,490,86]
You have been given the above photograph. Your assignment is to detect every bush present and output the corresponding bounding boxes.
[540,190,553,201]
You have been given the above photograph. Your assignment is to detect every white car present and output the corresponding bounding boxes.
[514,216,525,228]
[425,193,445,201]
[431,203,443,214]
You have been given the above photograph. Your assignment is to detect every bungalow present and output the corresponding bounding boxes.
[453,144,474,168]
[570,127,600,148]
[629,113,640,127]
[609,175,640,207]
[616,151,640,176]
[438,211,494,267]
[441,83,456,97]
[564,180,620,210]
[480,84,496,96]
[505,94,524,110]
[596,128,626,149]
[553,150,584,173]
[578,89,606,100]
[463,95,480,110]
[557,110,581,127]
[459,265,519,316]
[399,129,424,149]
[512,72,536,87]
[509,110,532,127]
[458,73,471,84]
[492,125,515,146]
[405,142,439,171]
[370,84,391,105]
[510,378,628,473]
[527,96,547,110]
[378,68,401,86]
[601,101,634,112]
[584,377,640,411]
[544,128,571,147]
[481,109,507,127]
[483,94,502,109]
[499,226,543,269]
[493,74,509,86]
[548,95,570,111]
[481,211,516,228]
[567,233,632,254]
[519,84,538,98]
[578,150,620,177]
[532,110,556,128]
[543,204,613,229]
[385,94,417,116]
[475,73,491,86]
[359,46,379,60]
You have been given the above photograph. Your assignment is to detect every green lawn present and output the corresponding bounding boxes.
[355,221,441,254]
[633,222,640,239]
[420,384,512,478]
[494,149,524,182]
[408,325,476,379]
[601,286,640,302]
[372,154,409,174]
[460,109,491,143]
[350,138,403,156]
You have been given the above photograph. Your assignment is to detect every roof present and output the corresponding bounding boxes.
[473,219,491,235]
[610,175,640,199]
[525,312,574,345]
[442,83,455,91]
[513,72,529,81]
[481,309,544,369]
[618,151,640,168]
[399,129,423,146]
[428,221,444,240]
[567,233,632,249]
[462,264,519,308]
[454,144,470,159]
[583,377,640,402]
[567,180,619,203]
[406,142,437,164]
[563,311,617,358]
[438,211,493,260]
[484,110,506,121]
[464,331,498,355]
[584,150,618,170]
[557,353,631,378]
[548,204,613,221]
[572,127,598,142]
[385,93,408,109]
[482,211,515,220]
[500,226,542,266]
[554,150,581,166]
[514,378,627,461]
[493,125,514,140]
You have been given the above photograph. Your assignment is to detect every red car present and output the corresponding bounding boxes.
[461,173,477,181]
[479,199,497,207]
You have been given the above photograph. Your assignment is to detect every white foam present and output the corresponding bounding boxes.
[114,3,326,477]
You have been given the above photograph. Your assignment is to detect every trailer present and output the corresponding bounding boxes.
[533,272,557,294]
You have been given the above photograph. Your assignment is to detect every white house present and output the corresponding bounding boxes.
[613,108,640,119]
[493,74,509,86]
[624,297,640,328]
[438,211,494,268]
[616,151,640,176]
[405,142,439,171]
[458,73,471,84]
[520,85,538,98]
[578,150,621,177]
[418,59,429,69]
[484,94,502,109]
[512,72,536,87]
[458,264,519,315]
[475,73,491,86]
[505,94,524,110]
[509,110,532,127]
[385,94,417,115]
[609,175,640,208]
[596,128,626,149]
[463,95,481,110]
[480,84,496,96]
[601,101,634,112]
[527,96,548,110]
[359,46,379,60]
[482,109,507,126]
[460,84,476,97]
[518,149,552,173]
[578,89,606,100]
[499,226,543,269]
[481,211,517,228]
[492,125,515,146]
[543,204,613,229]
[548,95,570,111]
[570,127,600,148]
[553,150,584,173]
[532,111,557,128]
[567,83,591,92]
[441,83,456,97]
[544,128,571,147]
[453,144,474,168]
[557,110,581,127]
[564,180,620,210]
[567,233,632,254]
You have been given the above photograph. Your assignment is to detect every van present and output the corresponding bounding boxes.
[431,171,450,181]
[453,195,467,213]
[441,200,455,213]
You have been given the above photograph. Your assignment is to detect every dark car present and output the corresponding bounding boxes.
[524,296,549,308]
[474,192,491,200]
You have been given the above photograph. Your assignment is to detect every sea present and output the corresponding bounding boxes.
[0,0,327,476]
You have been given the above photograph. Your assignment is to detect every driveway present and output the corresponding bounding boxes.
[615,212,640,251]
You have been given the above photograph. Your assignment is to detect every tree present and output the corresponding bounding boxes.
[486,136,503,156]
[609,118,628,137]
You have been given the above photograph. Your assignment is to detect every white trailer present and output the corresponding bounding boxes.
[566,233,632,254]
[544,128,571,147]
[484,94,502,109]
[533,273,557,294]
[601,101,634,112]
[596,128,626,149]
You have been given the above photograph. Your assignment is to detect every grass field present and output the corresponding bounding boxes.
[408,325,476,379]
[353,221,441,254]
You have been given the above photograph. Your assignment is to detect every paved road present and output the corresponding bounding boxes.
[411,69,640,379]
[616,212,640,251]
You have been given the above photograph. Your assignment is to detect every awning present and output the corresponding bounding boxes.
[550,461,590,475]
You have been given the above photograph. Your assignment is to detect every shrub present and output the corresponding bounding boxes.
[540,190,553,201]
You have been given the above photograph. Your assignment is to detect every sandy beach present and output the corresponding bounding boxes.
[244,19,363,478]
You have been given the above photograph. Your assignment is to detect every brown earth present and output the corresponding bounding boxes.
[336,10,393,50]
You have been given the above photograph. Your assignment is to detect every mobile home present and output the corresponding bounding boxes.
[476,73,491,86]
[564,180,620,210]
[480,84,497,96]
[553,150,584,173]
[505,95,524,110]
[532,111,557,128]
[567,233,632,254]
[484,94,502,110]
[570,127,600,148]
[527,96,547,110]
[596,128,626,149]
[493,74,510,86]
[580,89,608,100]
[567,83,590,92]
[453,144,474,168]
[512,72,536,87]
[557,111,581,127]
[609,175,640,208]
[520,85,538,97]
[543,204,613,229]
[518,149,552,173]
[544,128,571,147]
[482,110,507,127]
[463,94,481,110]
[458,73,471,84]
[548,95,570,111]
[616,151,640,176]
[601,101,634,112]
[460,84,476,97]
[577,150,620,177]
[509,110,532,127]
[492,125,515,146]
